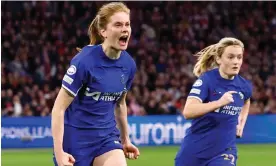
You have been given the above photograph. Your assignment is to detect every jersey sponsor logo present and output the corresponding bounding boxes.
[99,92,124,101]
[215,105,242,115]
[193,79,203,87]
[63,75,74,84]
[84,88,124,101]
[84,89,101,101]
[67,65,77,75]
[190,88,201,95]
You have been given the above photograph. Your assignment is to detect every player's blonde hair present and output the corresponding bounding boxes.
[77,2,130,51]
[193,37,244,77]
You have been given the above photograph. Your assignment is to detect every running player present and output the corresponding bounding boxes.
[175,37,252,166]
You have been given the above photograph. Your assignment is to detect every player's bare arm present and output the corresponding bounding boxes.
[115,92,140,160]
[183,91,237,119]
[52,88,75,166]
[237,99,251,137]
[115,92,129,143]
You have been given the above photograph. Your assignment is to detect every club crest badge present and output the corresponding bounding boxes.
[67,65,77,75]
[121,74,127,84]
[193,79,203,87]
[239,92,244,100]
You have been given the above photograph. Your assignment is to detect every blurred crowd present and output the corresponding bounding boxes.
[2,1,276,117]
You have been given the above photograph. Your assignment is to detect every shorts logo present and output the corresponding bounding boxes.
[67,65,77,75]
[193,79,203,87]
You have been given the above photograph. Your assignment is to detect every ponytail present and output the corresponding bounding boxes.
[88,15,102,45]
[193,44,218,77]
[76,15,102,52]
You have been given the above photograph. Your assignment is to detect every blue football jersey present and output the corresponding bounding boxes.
[61,45,136,137]
[182,68,252,159]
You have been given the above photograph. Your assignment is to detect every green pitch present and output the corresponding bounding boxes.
[2,144,276,166]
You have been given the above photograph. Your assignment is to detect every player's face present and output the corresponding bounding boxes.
[217,45,243,77]
[101,12,131,51]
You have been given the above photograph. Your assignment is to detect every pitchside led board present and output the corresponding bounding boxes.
[1,115,276,148]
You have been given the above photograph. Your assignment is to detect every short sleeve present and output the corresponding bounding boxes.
[188,74,210,103]
[244,80,253,101]
[126,60,137,90]
[62,56,87,96]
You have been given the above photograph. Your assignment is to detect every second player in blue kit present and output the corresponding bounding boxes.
[175,37,253,166]
[51,2,139,166]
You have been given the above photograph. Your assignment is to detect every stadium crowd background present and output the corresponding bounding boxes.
[1,1,276,117]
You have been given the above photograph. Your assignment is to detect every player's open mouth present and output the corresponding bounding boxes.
[232,67,238,70]
[119,35,128,46]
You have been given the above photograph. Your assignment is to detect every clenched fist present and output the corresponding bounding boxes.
[218,91,237,106]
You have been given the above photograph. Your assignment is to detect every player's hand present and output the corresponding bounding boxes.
[218,91,237,106]
[123,142,140,160]
[57,152,75,166]
[236,124,243,138]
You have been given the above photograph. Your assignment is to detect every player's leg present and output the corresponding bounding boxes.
[93,149,127,166]
[207,148,237,166]
[92,130,126,166]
